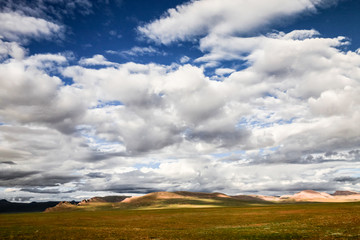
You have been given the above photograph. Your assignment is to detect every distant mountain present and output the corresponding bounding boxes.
[4,189,357,214]
[281,190,333,201]
[0,199,60,213]
[119,190,360,208]
[45,195,131,212]
[44,201,79,213]
[121,191,230,204]
[45,191,258,212]
[332,190,359,196]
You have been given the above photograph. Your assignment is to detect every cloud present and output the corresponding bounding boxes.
[180,56,190,64]
[0,39,25,60]
[0,11,62,42]
[334,176,360,183]
[86,172,107,178]
[0,46,86,133]
[309,87,360,116]
[138,0,326,44]
[107,46,165,58]
[8,196,34,202]
[0,161,16,165]
[0,169,81,187]
[20,188,62,194]
[79,54,117,66]
[0,170,40,180]
[195,29,324,65]
[62,62,252,154]
[1,0,93,20]
[215,68,235,76]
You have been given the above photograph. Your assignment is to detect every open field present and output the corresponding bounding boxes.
[1,202,360,239]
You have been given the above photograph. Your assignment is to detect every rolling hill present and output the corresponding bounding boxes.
[43,189,360,212]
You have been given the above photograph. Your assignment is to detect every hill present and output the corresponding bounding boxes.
[78,195,130,205]
[332,190,359,196]
[0,199,60,213]
[42,189,360,212]
[280,190,360,202]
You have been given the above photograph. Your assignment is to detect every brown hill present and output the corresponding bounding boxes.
[231,195,268,202]
[78,196,130,205]
[279,190,360,202]
[332,190,359,196]
[279,190,334,202]
[121,192,183,203]
[44,189,360,212]
[119,191,253,210]
[122,191,231,204]
[292,190,333,200]
[45,201,78,212]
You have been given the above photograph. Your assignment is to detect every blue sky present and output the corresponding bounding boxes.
[1,0,360,202]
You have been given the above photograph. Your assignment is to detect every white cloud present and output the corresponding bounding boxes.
[0,39,25,60]
[0,46,86,134]
[1,0,93,20]
[138,0,325,44]
[79,54,117,66]
[180,56,190,64]
[122,46,158,56]
[107,46,165,57]
[308,87,360,116]
[215,68,235,76]
[0,11,62,42]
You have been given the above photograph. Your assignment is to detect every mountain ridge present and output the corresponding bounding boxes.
[43,189,360,212]
[2,189,359,213]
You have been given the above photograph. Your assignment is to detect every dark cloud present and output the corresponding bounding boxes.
[124,126,183,154]
[186,128,249,148]
[325,151,338,157]
[29,175,81,187]
[250,146,360,165]
[0,174,80,187]
[86,172,107,178]
[86,152,128,162]
[0,161,16,165]
[264,182,336,193]
[349,150,360,156]
[20,187,75,194]
[334,177,360,184]
[105,186,162,194]
[0,170,40,180]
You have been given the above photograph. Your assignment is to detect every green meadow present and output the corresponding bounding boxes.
[1,202,360,239]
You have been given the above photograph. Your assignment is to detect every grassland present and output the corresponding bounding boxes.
[1,202,360,239]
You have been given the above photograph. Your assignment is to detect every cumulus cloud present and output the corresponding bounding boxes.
[0,39,25,60]
[138,0,328,45]
[79,54,117,66]
[0,11,62,42]
[2,28,360,198]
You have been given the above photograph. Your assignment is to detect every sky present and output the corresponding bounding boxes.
[1,0,360,202]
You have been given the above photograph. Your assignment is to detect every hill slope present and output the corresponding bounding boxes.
[44,190,360,212]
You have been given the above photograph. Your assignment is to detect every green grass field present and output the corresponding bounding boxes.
[1,202,360,239]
